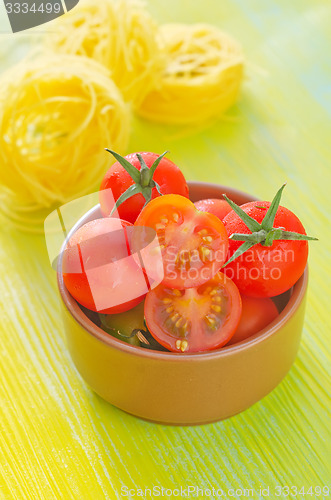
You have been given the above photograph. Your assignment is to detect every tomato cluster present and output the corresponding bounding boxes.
[62,151,314,353]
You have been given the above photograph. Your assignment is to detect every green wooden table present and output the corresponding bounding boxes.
[0,1,330,498]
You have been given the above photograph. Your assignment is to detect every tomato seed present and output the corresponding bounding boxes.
[211,305,221,313]
[180,340,188,352]
[175,318,183,328]
[205,313,221,331]
[205,315,215,325]
[175,339,188,352]
[200,246,211,261]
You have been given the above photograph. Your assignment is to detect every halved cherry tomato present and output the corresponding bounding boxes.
[144,272,242,353]
[135,194,229,289]
[226,295,278,345]
[99,152,189,223]
[62,218,147,314]
[194,198,232,221]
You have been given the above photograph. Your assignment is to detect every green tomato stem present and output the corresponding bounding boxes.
[105,149,169,214]
[223,184,317,267]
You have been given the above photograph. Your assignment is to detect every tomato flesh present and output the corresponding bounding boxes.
[135,194,229,289]
[144,272,242,353]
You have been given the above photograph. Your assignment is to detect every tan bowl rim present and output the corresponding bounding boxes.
[57,181,308,361]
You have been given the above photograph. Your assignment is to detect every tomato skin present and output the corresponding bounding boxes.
[135,194,229,289]
[99,152,189,223]
[62,218,146,314]
[227,296,278,345]
[194,198,232,221]
[144,272,242,353]
[223,202,308,297]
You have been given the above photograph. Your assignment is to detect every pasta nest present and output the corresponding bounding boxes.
[137,23,244,124]
[47,0,163,107]
[0,54,130,219]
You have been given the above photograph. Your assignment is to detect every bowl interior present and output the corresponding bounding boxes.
[57,181,307,358]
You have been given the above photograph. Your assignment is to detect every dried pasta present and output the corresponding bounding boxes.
[0,53,130,231]
[137,23,244,124]
[47,0,162,107]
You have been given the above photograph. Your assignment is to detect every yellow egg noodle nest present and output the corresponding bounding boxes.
[0,54,130,231]
[0,1,244,232]
[47,0,163,107]
[137,23,244,124]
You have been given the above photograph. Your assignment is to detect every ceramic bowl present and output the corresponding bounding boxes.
[57,182,308,425]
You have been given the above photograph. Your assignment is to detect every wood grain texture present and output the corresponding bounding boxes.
[0,0,330,498]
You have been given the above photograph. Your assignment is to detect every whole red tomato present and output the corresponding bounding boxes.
[99,151,189,223]
[194,198,232,221]
[62,218,147,314]
[223,201,309,297]
[226,295,278,345]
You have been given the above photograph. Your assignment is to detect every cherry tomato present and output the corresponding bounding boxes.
[135,194,229,289]
[99,152,189,223]
[223,201,309,297]
[227,295,278,345]
[144,272,242,353]
[194,198,232,221]
[62,218,147,314]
